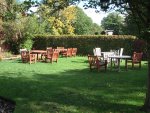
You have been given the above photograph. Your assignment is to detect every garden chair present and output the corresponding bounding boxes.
[102,52,114,63]
[72,48,77,57]
[110,48,123,66]
[127,52,143,69]
[114,48,124,65]
[62,48,72,57]
[41,48,53,59]
[21,51,29,63]
[88,55,107,71]
[119,48,124,56]
[45,51,59,63]
[56,47,64,52]
[93,47,101,56]
[21,51,36,64]
[29,53,36,64]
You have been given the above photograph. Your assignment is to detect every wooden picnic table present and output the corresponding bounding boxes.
[55,48,67,52]
[30,50,46,60]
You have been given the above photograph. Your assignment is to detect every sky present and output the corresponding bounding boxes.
[77,1,109,25]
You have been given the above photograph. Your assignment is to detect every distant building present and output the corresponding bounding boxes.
[105,30,113,35]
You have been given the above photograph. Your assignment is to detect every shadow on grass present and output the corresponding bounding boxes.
[0,63,147,113]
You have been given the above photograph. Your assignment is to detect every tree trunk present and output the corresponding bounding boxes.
[141,41,150,112]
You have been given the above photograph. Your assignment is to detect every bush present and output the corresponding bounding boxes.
[20,39,33,50]
[20,33,34,50]
[33,35,137,55]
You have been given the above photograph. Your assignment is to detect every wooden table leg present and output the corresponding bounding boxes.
[37,53,39,60]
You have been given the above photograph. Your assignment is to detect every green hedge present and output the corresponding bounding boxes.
[33,35,137,55]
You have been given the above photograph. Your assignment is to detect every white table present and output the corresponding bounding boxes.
[109,55,131,71]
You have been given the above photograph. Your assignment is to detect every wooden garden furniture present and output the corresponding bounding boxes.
[56,47,65,52]
[30,50,46,60]
[57,47,64,50]
[72,48,77,57]
[62,48,72,57]
[45,51,59,63]
[21,51,36,64]
[41,48,53,60]
[127,52,143,69]
[88,55,107,71]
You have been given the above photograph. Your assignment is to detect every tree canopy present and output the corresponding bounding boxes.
[101,12,124,35]
[73,7,102,35]
[123,14,141,36]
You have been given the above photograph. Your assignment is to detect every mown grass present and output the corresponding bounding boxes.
[0,56,148,113]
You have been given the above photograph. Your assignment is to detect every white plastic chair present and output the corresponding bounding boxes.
[93,48,101,56]
[102,52,114,63]
[119,48,124,56]
[113,48,124,66]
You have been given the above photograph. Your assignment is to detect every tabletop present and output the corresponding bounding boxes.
[30,50,46,53]
[109,55,131,59]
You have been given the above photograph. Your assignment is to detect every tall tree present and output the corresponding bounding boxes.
[73,7,102,35]
[123,14,141,36]
[91,23,103,35]
[101,12,124,35]
[60,6,76,35]
[0,0,37,53]
[38,2,76,35]
[73,7,93,35]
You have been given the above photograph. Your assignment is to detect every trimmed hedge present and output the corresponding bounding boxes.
[33,35,137,55]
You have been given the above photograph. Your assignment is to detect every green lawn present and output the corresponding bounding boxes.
[0,56,147,113]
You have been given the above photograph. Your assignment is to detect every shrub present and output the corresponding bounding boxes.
[33,35,137,55]
[20,39,33,50]
[20,33,34,50]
